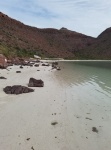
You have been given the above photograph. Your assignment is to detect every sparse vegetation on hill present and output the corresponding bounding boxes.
[0,12,111,59]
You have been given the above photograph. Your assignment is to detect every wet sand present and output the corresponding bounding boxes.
[0,63,111,150]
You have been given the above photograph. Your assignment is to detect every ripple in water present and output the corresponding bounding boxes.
[54,61,111,101]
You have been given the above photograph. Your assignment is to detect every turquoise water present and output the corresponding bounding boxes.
[55,61,111,104]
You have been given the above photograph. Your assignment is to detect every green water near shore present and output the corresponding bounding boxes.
[55,61,111,102]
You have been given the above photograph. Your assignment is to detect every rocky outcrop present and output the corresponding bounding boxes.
[0,54,7,69]
[28,78,44,87]
[3,85,34,94]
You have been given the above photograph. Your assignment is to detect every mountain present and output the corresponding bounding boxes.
[75,27,111,59]
[0,12,95,59]
[0,12,111,59]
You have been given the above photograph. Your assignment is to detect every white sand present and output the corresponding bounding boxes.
[0,64,111,150]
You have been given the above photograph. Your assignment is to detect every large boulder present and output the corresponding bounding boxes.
[28,78,44,87]
[3,85,34,94]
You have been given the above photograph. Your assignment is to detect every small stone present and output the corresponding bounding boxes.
[51,121,58,126]
[92,127,98,133]
[31,146,34,150]
[0,76,7,79]
[26,138,30,141]
[16,71,21,73]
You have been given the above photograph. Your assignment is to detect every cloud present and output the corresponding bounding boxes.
[0,0,111,37]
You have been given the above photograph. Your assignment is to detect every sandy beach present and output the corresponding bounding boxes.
[0,63,111,150]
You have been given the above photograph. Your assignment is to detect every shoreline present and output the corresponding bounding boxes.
[0,63,111,150]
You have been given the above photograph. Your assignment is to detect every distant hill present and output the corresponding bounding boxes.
[0,12,111,59]
[75,27,111,59]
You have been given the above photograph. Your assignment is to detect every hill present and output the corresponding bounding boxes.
[76,27,111,59]
[0,12,95,59]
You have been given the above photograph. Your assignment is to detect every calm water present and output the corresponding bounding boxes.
[55,61,111,102]
[54,61,111,150]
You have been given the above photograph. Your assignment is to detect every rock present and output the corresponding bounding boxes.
[0,54,7,69]
[20,65,23,69]
[52,62,58,69]
[42,63,49,66]
[28,78,44,87]
[26,138,30,141]
[52,62,58,66]
[3,85,34,94]
[51,121,58,125]
[42,63,46,66]
[0,76,7,79]
[16,71,21,73]
[7,60,13,66]
[34,64,39,67]
[31,146,35,150]
[57,67,61,70]
[30,64,33,67]
[92,127,98,133]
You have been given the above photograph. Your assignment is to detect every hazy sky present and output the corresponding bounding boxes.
[0,0,111,37]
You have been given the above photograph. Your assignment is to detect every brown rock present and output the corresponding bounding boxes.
[34,64,39,67]
[20,65,23,69]
[28,78,44,87]
[0,76,7,79]
[0,54,7,69]
[16,71,21,73]
[3,85,34,94]
[92,127,98,133]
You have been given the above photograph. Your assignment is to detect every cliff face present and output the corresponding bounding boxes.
[0,12,111,59]
[0,12,95,59]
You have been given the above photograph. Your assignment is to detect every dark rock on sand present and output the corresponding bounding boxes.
[31,146,35,150]
[0,76,7,79]
[92,127,98,133]
[57,67,61,70]
[52,62,59,69]
[26,138,30,141]
[16,71,21,73]
[42,63,49,66]
[20,65,23,69]
[86,117,92,120]
[51,121,58,126]
[42,63,46,66]
[52,62,58,66]
[28,78,44,87]
[34,64,39,67]
[3,85,34,94]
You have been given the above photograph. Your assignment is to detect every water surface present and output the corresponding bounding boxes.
[55,61,111,101]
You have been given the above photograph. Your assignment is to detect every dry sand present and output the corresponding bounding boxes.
[0,63,111,150]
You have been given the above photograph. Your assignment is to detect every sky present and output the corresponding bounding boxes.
[0,0,111,37]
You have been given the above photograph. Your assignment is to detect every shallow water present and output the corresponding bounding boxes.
[55,61,111,101]
[0,62,111,150]
[53,61,111,150]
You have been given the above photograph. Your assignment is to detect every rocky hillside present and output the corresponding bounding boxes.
[0,12,94,59]
[0,12,111,59]
[75,28,111,59]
